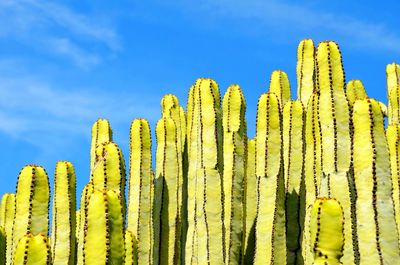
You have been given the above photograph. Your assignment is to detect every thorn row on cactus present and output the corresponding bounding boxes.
[90,119,113,173]
[297,39,315,107]
[14,233,51,265]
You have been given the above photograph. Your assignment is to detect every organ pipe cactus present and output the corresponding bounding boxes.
[254,92,286,264]
[386,63,400,125]
[14,233,51,265]
[296,39,315,107]
[83,189,124,265]
[0,226,5,265]
[283,100,305,265]
[128,118,154,265]
[316,41,357,264]
[12,165,50,258]
[346,80,367,108]
[125,230,137,265]
[0,193,15,265]
[90,119,113,172]
[269,70,291,109]
[310,198,344,265]
[222,84,246,265]
[51,161,76,265]
[353,98,400,264]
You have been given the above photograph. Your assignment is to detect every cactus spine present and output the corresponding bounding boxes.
[12,165,50,258]
[353,98,400,264]
[316,41,356,264]
[83,189,124,265]
[0,193,15,265]
[14,233,50,265]
[297,39,315,107]
[222,84,246,264]
[128,118,154,265]
[283,100,305,264]
[310,198,344,265]
[386,63,400,125]
[254,92,286,264]
[51,161,76,265]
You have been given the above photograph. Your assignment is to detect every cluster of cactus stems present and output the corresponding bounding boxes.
[1,39,400,265]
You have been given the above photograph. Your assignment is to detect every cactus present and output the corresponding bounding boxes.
[222,84,246,264]
[90,119,113,172]
[0,226,5,265]
[254,92,286,264]
[386,63,400,125]
[310,198,344,265]
[353,98,400,263]
[283,100,305,265]
[51,161,76,265]
[346,80,367,108]
[128,118,154,265]
[14,233,51,265]
[83,189,124,265]
[242,138,256,264]
[0,193,15,265]
[125,230,137,265]
[155,116,183,265]
[12,165,50,258]
[297,39,315,107]
[269,70,291,109]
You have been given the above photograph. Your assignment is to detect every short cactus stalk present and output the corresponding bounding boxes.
[254,92,286,264]
[185,78,224,264]
[83,189,124,265]
[242,138,256,264]
[0,193,15,265]
[125,230,137,265]
[222,84,246,264]
[353,98,400,264]
[346,80,367,108]
[310,198,344,265]
[283,100,305,265]
[90,119,113,173]
[12,165,50,259]
[386,63,400,125]
[128,118,154,265]
[154,116,183,265]
[0,226,5,265]
[269,70,291,109]
[13,233,51,265]
[316,41,357,264]
[51,161,76,265]
[296,39,315,107]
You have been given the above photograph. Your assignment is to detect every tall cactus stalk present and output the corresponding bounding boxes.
[242,138,256,264]
[83,189,124,265]
[353,98,400,264]
[128,118,154,265]
[316,41,357,264]
[254,92,286,264]
[51,161,76,265]
[12,165,50,258]
[90,119,113,172]
[222,84,246,264]
[297,39,315,107]
[387,63,400,125]
[0,193,15,265]
[185,78,224,264]
[310,198,344,265]
[283,100,305,265]
[269,70,291,109]
[155,116,182,265]
[14,233,51,265]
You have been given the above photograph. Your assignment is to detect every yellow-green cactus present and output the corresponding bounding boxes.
[128,118,154,265]
[0,226,5,265]
[242,138,256,264]
[0,193,15,265]
[90,119,113,172]
[316,41,357,264]
[296,39,315,107]
[386,124,400,244]
[14,233,51,265]
[353,98,400,264]
[386,63,400,125]
[185,78,224,264]
[125,230,137,265]
[254,92,286,264]
[154,116,182,265]
[346,80,367,108]
[222,84,246,264]
[310,198,344,265]
[283,100,305,265]
[12,165,50,258]
[269,70,291,109]
[83,189,124,265]
[51,161,76,265]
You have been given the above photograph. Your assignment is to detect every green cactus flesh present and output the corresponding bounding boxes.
[269,70,291,109]
[0,193,15,265]
[14,233,51,265]
[296,39,315,107]
[387,63,400,125]
[90,119,113,173]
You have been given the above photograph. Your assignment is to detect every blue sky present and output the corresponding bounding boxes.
[0,0,399,198]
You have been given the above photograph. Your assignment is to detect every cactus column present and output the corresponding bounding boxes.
[296,39,315,107]
[386,63,400,125]
[90,119,113,172]
[13,233,51,265]
[51,161,76,265]
[254,92,286,264]
[0,193,15,265]
[222,85,246,264]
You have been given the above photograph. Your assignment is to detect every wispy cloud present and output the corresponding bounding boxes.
[0,0,121,68]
